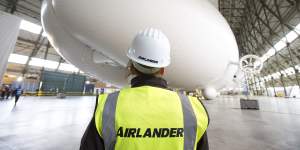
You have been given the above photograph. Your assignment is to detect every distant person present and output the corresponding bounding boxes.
[0,85,5,100]
[14,86,23,106]
[35,89,39,96]
[96,89,99,96]
[80,28,209,150]
[5,85,10,99]
[100,88,104,94]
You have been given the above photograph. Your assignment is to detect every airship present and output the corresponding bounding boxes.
[41,0,239,99]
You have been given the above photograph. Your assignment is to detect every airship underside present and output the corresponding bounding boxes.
[41,0,239,98]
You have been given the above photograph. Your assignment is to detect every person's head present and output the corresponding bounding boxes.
[127,60,165,77]
[127,28,171,78]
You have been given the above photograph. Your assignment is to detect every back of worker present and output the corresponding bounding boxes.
[80,28,209,150]
[94,85,208,150]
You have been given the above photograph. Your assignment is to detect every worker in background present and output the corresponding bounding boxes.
[14,86,23,106]
[80,28,209,150]
[5,85,11,99]
[0,84,5,100]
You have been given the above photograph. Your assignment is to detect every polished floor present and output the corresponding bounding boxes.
[206,96,300,150]
[0,95,299,150]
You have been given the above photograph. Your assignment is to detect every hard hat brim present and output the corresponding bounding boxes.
[127,49,170,68]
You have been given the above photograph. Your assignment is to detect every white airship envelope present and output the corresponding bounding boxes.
[41,0,239,91]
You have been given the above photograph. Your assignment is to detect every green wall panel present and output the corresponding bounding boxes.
[41,71,86,92]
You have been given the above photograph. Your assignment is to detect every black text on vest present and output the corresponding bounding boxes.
[116,127,184,138]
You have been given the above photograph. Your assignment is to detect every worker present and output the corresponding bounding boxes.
[14,86,23,106]
[5,85,11,99]
[80,28,209,150]
[0,84,5,100]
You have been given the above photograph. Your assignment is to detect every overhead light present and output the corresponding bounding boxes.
[7,74,16,78]
[284,31,298,43]
[58,63,79,72]
[273,40,287,51]
[19,20,46,36]
[29,57,45,67]
[39,81,43,89]
[294,23,300,34]
[8,54,29,64]
[85,81,90,84]
[17,76,23,82]
[8,53,84,73]
[261,55,268,62]
[44,60,59,69]
[29,58,59,69]
[266,48,276,57]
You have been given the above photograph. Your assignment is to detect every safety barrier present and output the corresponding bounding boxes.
[23,91,97,96]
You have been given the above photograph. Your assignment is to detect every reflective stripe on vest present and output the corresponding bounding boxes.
[102,91,120,150]
[178,93,197,150]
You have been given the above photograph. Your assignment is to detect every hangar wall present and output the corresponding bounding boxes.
[0,12,21,84]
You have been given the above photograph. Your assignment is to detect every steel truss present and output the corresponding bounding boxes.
[220,0,300,96]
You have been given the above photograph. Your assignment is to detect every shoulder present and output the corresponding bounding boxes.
[97,93,109,105]
[187,96,206,110]
[124,86,176,93]
[187,96,209,126]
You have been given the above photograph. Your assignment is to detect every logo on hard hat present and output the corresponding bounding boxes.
[138,56,158,64]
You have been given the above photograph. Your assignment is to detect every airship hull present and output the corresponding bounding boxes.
[41,0,239,91]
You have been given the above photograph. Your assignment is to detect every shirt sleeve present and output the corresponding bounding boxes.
[80,95,105,150]
[196,131,209,150]
[80,116,105,150]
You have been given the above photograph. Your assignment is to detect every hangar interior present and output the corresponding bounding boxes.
[0,0,299,150]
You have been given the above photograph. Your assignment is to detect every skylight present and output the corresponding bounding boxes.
[273,40,286,51]
[29,58,45,67]
[23,57,59,69]
[295,24,300,34]
[44,60,59,69]
[8,54,29,64]
[8,53,79,73]
[19,20,46,36]
[261,23,300,62]
[259,23,300,82]
[58,63,79,72]
[284,31,298,43]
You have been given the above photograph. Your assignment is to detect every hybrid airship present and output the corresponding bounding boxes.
[41,0,239,99]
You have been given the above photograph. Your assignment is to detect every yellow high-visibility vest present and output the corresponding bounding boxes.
[95,86,208,150]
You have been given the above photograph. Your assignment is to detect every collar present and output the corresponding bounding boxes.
[131,75,168,89]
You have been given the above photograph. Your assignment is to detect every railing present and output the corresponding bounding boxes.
[23,91,97,96]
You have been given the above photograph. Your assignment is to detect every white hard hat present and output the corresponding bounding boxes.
[127,28,171,68]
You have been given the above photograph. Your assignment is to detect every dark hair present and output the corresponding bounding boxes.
[127,60,161,77]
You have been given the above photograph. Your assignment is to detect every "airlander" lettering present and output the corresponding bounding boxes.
[138,56,159,64]
[116,127,184,138]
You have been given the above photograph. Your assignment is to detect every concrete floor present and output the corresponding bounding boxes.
[206,96,300,150]
[0,96,299,150]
